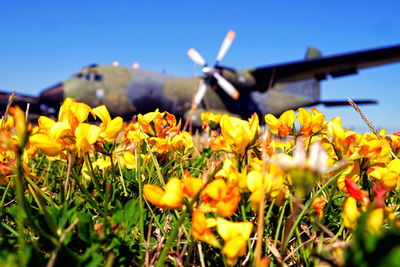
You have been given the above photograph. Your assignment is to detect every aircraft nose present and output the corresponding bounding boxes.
[39,82,64,109]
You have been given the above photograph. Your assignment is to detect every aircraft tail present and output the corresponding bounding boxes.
[279,46,322,103]
[264,47,323,115]
[305,46,322,59]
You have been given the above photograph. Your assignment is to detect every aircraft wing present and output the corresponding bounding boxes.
[305,99,377,107]
[249,44,400,88]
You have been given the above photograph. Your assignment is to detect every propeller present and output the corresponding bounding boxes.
[187,30,240,108]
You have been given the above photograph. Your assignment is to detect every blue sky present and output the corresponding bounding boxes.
[1,1,400,132]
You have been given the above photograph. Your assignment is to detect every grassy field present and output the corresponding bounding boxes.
[0,98,399,266]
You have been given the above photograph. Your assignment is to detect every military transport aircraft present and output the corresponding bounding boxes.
[2,30,400,126]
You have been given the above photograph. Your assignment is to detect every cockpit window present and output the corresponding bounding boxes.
[94,74,103,81]
[75,71,103,82]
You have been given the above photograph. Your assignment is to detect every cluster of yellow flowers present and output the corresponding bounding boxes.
[144,107,399,264]
[1,98,399,265]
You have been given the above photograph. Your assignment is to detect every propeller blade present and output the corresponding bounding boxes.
[187,48,206,66]
[216,30,236,64]
[194,80,208,107]
[213,72,240,100]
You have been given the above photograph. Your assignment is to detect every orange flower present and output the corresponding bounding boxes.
[357,133,391,163]
[201,179,240,217]
[137,109,166,136]
[143,177,183,209]
[9,106,28,148]
[311,197,327,219]
[264,110,295,138]
[181,176,203,199]
[389,132,400,156]
[215,158,248,191]
[297,107,325,137]
[344,178,369,206]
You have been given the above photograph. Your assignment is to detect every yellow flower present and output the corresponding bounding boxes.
[137,109,166,136]
[389,132,400,156]
[323,117,346,157]
[58,98,92,125]
[31,98,96,157]
[215,158,248,191]
[123,121,149,144]
[216,113,260,156]
[247,163,287,209]
[191,209,220,247]
[367,159,400,191]
[167,131,193,153]
[81,160,97,181]
[216,218,253,266]
[366,208,385,235]
[201,111,222,127]
[123,151,136,169]
[342,196,361,229]
[30,133,65,156]
[92,105,123,142]
[75,123,101,156]
[297,107,325,137]
[357,133,391,163]
[264,110,295,138]
[96,157,111,170]
[143,177,183,209]
[0,116,14,131]
[336,161,360,193]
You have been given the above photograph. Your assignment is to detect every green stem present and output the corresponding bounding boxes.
[72,170,102,214]
[322,181,337,224]
[109,150,117,183]
[116,157,128,196]
[155,193,200,267]
[283,170,343,252]
[0,176,14,207]
[155,208,190,267]
[15,151,26,266]
[274,200,287,247]
[332,223,345,243]
[184,236,195,266]
[145,140,165,186]
[86,153,104,200]
[136,149,145,262]
[25,175,58,208]
[63,152,72,202]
